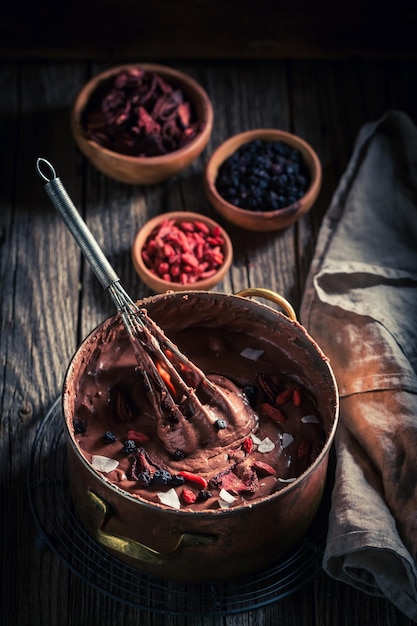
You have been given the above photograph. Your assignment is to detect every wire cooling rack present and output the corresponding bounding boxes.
[27,397,330,616]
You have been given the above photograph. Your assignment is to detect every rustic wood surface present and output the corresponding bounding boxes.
[1,58,417,625]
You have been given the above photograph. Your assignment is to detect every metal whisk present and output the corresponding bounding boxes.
[36,158,237,454]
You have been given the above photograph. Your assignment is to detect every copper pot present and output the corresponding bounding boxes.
[62,290,338,581]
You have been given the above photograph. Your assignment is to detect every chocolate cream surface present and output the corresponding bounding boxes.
[69,309,326,512]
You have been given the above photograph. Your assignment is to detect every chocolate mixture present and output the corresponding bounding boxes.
[70,312,326,512]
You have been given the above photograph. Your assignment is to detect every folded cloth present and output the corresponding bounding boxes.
[300,110,417,620]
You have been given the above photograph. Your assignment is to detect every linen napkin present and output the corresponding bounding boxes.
[300,110,417,621]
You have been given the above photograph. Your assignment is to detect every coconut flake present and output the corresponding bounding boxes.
[91,455,119,473]
[301,414,319,424]
[281,433,294,449]
[257,437,275,453]
[250,433,262,445]
[278,477,297,483]
[240,347,264,361]
[218,488,237,509]
[157,488,181,510]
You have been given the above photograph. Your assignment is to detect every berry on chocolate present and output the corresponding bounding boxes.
[171,474,186,487]
[181,488,198,505]
[102,431,116,444]
[242,384,258,407]
[73,418,86,434]
[123,439,137,454]
[152,468,172,486]
[215,418,227,430]
[171,449,185,461]
[196,490,212,502]
[137,470,152,487]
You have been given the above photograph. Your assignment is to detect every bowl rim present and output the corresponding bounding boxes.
[71,62,214,165]
[204,128,322,219]
[131,211,233,292]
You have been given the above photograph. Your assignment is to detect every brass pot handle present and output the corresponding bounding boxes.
[88,490,216,565]
[236,288,297,322]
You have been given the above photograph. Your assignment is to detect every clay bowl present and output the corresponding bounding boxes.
[131,211,233,293]
[62,290,339,582]
[71,63,214,184]
[204,129,322,231]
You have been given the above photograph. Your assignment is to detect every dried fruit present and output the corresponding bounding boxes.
[181,488,197,505]
[215,139,310,212]
[83,67,203,157]
[196,490,212,502]
[261,402,286,423]
[123,439,137,454]
[242,384,258,407]
[127,429,150,443]
[242,437,253,454]
[275,388,293,406]
[297,441,311,458]
[211,458,259,494]
[177,471,208,489]
[102,431,116,444]
[73,418,86,434]
[141,218,225,285]
[152,468,173,486]
[171,449,185,461]
[252,460,276,476]
[292,388,302,406]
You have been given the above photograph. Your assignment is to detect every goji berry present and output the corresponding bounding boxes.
[177,470,208,489]
[297,441,310,458]
[141,218,225,285]
[261,402,286,423]
[181,488,197,504]
[127,429,151,443]
[252,460,276,476]
[293,388,302,406]
[275,388,293,406]
[242,437,253,454]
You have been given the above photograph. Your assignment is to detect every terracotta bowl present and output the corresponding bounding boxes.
[132,211,233,293]
[71,63,214,184]
[204,129,322,231]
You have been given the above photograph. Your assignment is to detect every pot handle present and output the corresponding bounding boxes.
[235,288,297,322]
[88,490,217,565]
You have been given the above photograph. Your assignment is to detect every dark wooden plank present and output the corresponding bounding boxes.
[0,62,85,626]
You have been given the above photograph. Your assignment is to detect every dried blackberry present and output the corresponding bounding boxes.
[123,439,137,454]
[152,468,172,486]
[196,490,212,502]
[171,474,186,487]
[215,139,310,213]
[243,384,258,407]
[102,431,116,444]
[171,449,185,461]
[73,418,86,434]
[137,470,152,487]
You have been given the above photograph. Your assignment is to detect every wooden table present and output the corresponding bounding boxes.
[2,57,417,626]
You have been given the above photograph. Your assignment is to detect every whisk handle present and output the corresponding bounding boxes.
[36,158,120,290]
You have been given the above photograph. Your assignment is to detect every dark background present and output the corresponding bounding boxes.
[2,0,416,61]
